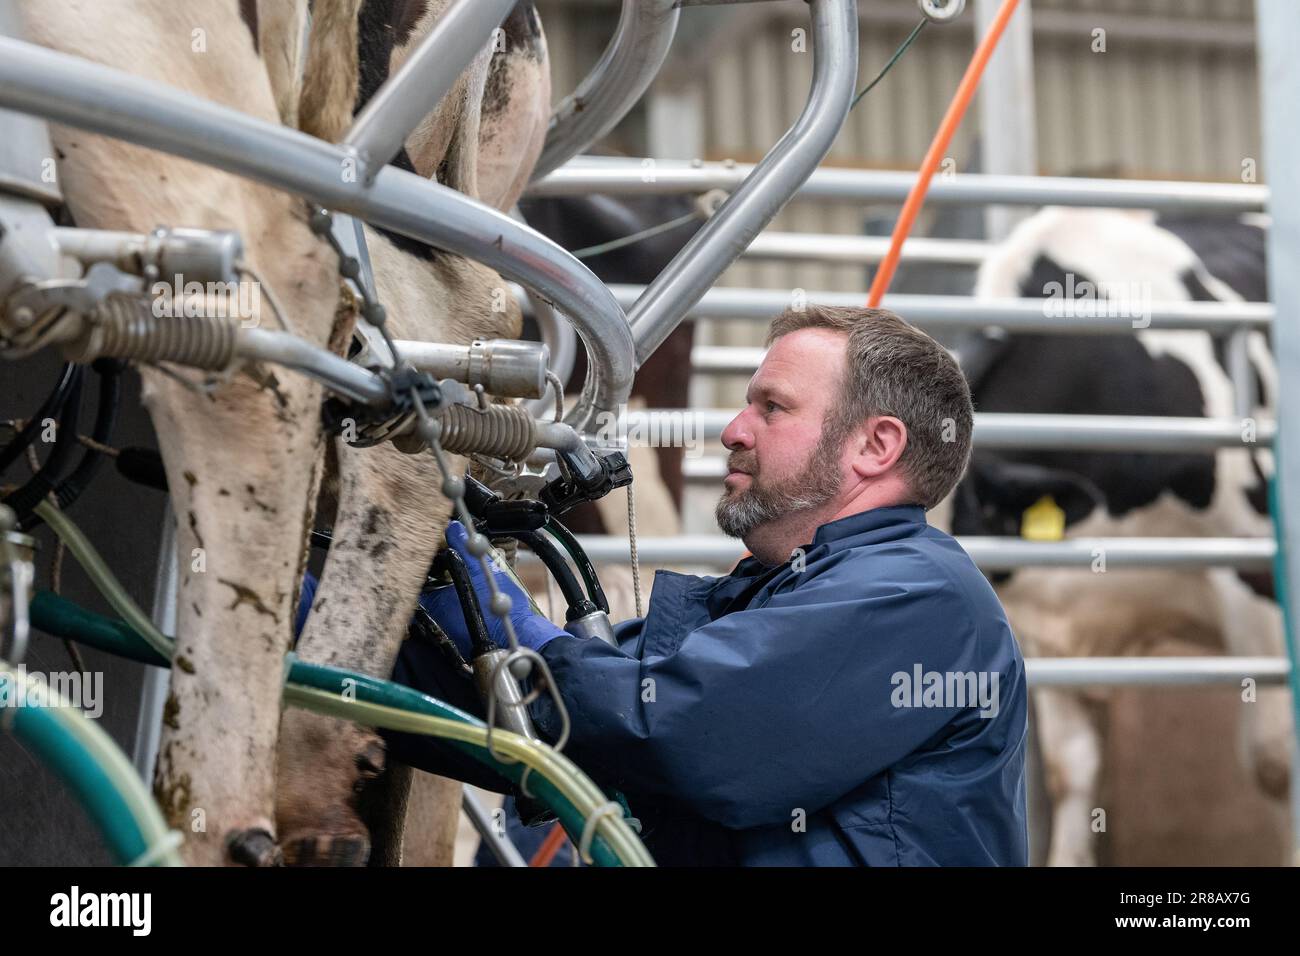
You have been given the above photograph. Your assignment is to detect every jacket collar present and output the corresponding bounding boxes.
[730,504,928,576]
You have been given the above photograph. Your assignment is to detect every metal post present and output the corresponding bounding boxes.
[974,0,1036,240]
[131,509,176,782]
[627,0,859,369]
[343,0,517,181]
[1256,0,1300,866]
[462,790,526,867]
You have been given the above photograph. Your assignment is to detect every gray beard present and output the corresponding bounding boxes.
[714,429,845,541]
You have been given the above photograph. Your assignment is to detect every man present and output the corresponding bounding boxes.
[382,305,1029,866]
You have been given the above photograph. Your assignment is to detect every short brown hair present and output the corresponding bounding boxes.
[765,305,973,509]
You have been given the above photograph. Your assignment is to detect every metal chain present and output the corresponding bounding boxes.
[626,478,643,619]
[312,204,573,755]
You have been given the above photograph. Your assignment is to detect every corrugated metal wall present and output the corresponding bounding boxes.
[535,0,1262,393]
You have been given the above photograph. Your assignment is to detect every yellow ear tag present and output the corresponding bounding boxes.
[1020,495,1066,541]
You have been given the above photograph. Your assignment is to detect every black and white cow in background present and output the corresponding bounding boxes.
[940,206,1291,865]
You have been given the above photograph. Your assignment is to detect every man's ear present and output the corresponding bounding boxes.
[851,415,908,479]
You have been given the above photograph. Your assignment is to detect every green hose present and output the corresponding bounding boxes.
[30,590,653,866]
[0,664,181,866]
[29,501,654,865]
[33,500,172,659]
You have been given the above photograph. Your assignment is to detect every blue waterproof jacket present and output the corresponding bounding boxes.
[376,504,1028,865]
[522,504,1029,866]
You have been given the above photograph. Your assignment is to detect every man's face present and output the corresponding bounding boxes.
[715,329,850,541]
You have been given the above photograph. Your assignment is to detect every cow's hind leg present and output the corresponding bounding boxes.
[1036,688,1105,866]
[1208,569,1294,799]
[277,439,462,865]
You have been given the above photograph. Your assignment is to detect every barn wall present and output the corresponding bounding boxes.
[535,0,1262,403]
[532,0,1285,867]
[1,354,167,865]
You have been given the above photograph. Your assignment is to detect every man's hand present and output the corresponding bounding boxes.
[417,520,569,655]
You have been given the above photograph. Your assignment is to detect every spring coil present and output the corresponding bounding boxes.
[68,294,238,370]
[435,402,537,462]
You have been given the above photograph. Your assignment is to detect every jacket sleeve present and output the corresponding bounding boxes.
[529,556,994,829]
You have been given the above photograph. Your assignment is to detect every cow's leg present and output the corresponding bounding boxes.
[1036,688,1105,867]
[277,437,463,864]
[1207,568,1294,799]
[277,245,521,864]
[20,0,342,864]
[275,4,548,865]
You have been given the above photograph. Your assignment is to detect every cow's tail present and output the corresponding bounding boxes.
[298,0,367,142]
[253,0,313,128]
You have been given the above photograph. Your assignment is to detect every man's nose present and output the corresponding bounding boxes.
[721,407,756,451]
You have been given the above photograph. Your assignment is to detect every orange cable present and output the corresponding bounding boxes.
[529,821,568,867]
[727,3,1022,564]
[867,0,1022,307]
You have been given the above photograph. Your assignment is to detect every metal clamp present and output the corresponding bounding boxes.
[918,0,966,23]
[578,800,623,866]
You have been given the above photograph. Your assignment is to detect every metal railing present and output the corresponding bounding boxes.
[515,535,1276,571]
[528,155,1269,213]
[614,408,1273,452]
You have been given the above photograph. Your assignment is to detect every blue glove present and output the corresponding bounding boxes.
[418,520,569,655]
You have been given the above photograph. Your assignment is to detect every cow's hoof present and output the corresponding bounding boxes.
[227,828,284,867]
[281,832,371,867]
[276,710,386,867]
[1254,757,1290,800]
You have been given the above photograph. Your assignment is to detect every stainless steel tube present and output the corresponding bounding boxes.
[238,328,390,406]
[343,0,517,180]
[0,36,634,435]
[626,0,859,368]
[603,285,1273,335]
[515,535,1276,571]
[530,158,1269,214]
[530,0,680,181]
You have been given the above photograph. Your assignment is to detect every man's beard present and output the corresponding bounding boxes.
[715,425,845,541]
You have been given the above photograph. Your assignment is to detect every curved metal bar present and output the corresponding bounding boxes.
[0,36,634,435]
[529,0,680,182]
[522,288,576,421]
[625,0,859,368]
[344,0,518,181]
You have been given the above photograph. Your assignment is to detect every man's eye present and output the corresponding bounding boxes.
[765,400,781,413]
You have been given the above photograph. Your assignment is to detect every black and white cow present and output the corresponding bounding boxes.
[945,207,1290,865]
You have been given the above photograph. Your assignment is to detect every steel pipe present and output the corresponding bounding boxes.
[344,0,517,181]
[515,535,1276,571]
[605,285,1274,334]
[0,35,634,435]
[530,157,1269,214]
[238,328,390,406]
[531,0,680,181]
[618,409,1275,452]
[1024,656,1290,687]
[626,0,859,369]
[745,232,992,266]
